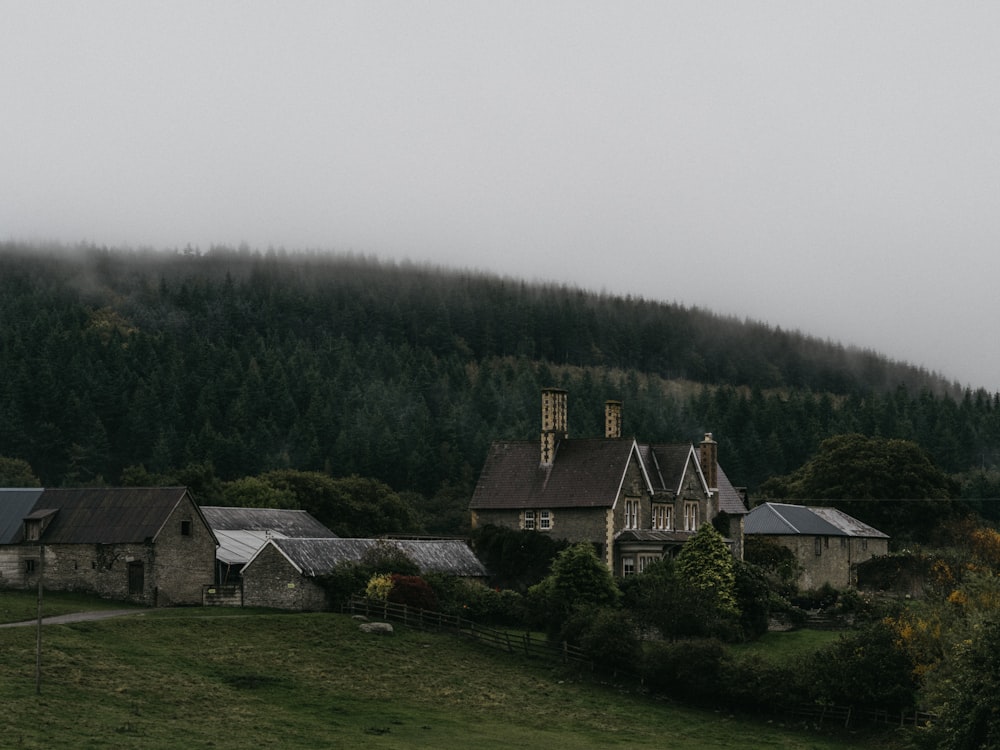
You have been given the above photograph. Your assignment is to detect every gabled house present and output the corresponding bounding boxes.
[744,502,890,590]
[468,389,749,576]
[0,487,217,606]
[241,537,488,611]
[200,506,338,585]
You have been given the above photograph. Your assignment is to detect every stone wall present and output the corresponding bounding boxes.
[759,534,890,590]
[152,498,217,605]
[241,543,329,611]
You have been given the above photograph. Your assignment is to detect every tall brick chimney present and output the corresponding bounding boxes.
[699,432,718,493]
[605,400,622,439]
[540,388,568,465]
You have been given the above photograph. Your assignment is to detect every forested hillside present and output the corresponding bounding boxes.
[3,243,999,529]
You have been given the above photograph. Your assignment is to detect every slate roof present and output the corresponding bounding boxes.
[1,487,211,545]
[470,437,748,515]
[0,489,44,543]
[469,438,645,510]
[745,502,888,539]
[201,507,337,567]
[201,507,337,538]
[251,537,488,578]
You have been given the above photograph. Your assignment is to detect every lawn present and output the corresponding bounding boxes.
[0,592,899,749]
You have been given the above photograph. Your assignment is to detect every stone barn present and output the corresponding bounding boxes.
[0,487,217,606]
[241,537,487,611]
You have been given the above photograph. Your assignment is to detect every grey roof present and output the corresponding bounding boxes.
[251,537,487,578]
[0,487,211,545]
[469,438,645,510]
[0,489,44,543]
[201,506,337,537]
[745,502,888,539]
[470,437,748,516]
[717,467,749,515]
[214,529,286,566]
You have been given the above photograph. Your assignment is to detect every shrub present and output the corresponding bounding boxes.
[574,608,641,676]
[315,562,370,606]
[387,574,438,611]
[641,638,729,705]
[365,573,394,602]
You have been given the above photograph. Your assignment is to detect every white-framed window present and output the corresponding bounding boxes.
[624,499,639,529]
[523,509,552,531]
[622,557,635,576]
[683,502,699,531]
[638,554,660,573]
[652,504,672,530]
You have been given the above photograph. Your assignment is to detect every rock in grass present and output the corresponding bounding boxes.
[359,622,394,635]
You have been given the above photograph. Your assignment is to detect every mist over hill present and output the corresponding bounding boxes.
[1,242,996,519]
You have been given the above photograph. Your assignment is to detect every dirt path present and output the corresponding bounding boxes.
[0,610,143,629]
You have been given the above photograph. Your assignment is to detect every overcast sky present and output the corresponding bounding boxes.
[3,2,999,390]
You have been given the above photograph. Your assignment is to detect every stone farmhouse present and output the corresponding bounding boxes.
[241,537,488,610]
[0,487,216,606]
[745,502,889,590]
[469,389,749,576]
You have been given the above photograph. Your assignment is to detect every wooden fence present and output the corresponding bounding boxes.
[343,596,590,665]
[343,596,937,730]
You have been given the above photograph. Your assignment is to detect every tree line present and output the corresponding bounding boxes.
[2,243,999,532]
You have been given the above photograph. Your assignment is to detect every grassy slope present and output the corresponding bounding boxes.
[0,596,891,750]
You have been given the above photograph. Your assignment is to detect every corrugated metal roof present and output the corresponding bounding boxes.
[0,489,44,543]
[214,529,288,565]
[255,537,487,578]
[201,506,337,538]
[745,502,888,538]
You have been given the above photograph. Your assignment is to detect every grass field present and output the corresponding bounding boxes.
[0,592,901,749]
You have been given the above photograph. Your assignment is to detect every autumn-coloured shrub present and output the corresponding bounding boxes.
[365,573,394,602]
[386,574,439,611]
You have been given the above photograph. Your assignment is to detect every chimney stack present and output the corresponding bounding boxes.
[699,432,718,492]
[540,388,568,465]
[605,400,622,439]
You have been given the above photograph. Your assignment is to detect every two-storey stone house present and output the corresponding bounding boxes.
[469,389,749,575]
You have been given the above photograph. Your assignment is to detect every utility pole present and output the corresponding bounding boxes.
[35,543,43,695]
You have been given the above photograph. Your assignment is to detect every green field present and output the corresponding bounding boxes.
[0,592,898,749]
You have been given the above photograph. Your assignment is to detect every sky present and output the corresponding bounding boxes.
[3,2,1000,391]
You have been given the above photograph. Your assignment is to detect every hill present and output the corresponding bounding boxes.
[1,242,998,524]
[0,593,887,749]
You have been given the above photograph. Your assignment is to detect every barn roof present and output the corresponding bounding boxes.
[201,506,336,537]
[0,489,44,543]
[22,487,206,544]
[745,502,888,539]
[250,537,487,578]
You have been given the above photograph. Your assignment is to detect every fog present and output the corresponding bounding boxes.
[3,2,999,390]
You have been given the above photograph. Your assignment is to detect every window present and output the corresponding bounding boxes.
[621,557,635,576]
[815,537,823,556]
[180,520,192,536]
[638,554,660,573]
[25,559,36,574]
[683,502,699,531]
[624,499,639,530]
[523,510,535,530]
[539,510,551,530]
[652,504,672,530]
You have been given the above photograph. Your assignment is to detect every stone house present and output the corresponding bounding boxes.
[744,502,890,590]
[241,537,488,611]
[468,389,749,576]
[0,487,217,606]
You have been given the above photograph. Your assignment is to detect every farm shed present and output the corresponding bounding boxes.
[241,537,487,611]
[745,502,889,590]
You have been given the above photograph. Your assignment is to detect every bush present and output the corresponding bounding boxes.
[366,573,394,602]
[315,562,370,606]
[641,638,729,705]
[386,574,439,611]
[428,576,526,626]
[574,608,641,676]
